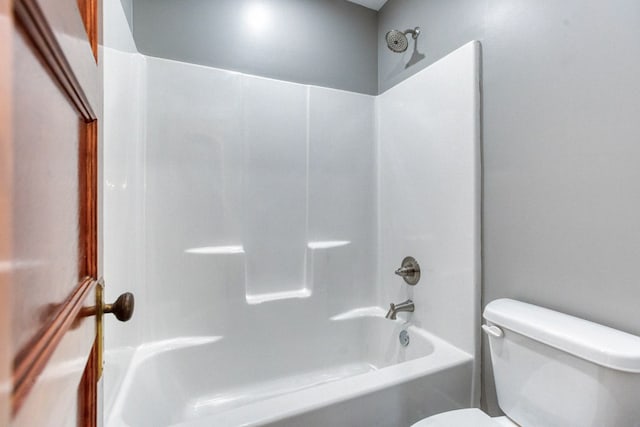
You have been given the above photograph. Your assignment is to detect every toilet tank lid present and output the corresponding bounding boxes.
[484,299,640,373]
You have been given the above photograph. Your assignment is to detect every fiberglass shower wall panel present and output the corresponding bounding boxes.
[144,57,245,341]
[242,75,309,303]
[103,0,147,417]
[377,41,481,368]
[103,47,146,417]
[307,86,377,313]
[103,48,146,348]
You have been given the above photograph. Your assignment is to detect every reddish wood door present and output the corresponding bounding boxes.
[1,0,13,425]
[2,0,103,425]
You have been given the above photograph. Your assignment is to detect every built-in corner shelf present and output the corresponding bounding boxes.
[245,288,312,305]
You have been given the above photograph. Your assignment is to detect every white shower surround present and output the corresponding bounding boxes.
[103,2,480,424]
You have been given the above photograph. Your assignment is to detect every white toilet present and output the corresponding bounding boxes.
[412,298,640,427]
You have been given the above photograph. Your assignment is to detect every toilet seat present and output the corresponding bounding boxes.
[411,409,518,427]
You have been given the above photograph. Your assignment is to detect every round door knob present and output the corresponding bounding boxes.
[104,292,134,322]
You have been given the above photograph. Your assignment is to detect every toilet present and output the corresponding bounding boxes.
[412,298,640,427]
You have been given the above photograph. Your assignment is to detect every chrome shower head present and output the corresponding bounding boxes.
[386,30,408,53]
[385,27,421,53]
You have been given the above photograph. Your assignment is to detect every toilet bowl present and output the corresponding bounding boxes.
[411,298,640,427]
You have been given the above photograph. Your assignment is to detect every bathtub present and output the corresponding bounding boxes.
[106,308,473,427]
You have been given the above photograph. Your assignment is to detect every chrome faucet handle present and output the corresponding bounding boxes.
[395,257,421,285]
[394,266,415,277]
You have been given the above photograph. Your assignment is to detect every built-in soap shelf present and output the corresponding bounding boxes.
[245,288,312,305]
[307,240,351,250]
[184,245,245,255]
[183,241,352,305]
[245,240,352,305]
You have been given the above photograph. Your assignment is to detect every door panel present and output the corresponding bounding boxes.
[12,26,82,353]
[7,0,102,423]
[0,0,13,424]
[12,287,96,427]
[23,0,100,106]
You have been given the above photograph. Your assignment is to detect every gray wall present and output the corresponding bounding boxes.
[130,0,378,95]
[380,0,640,415]
[378,0,485,93]
[119,0,133,34]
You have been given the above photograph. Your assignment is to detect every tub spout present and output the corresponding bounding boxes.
[385,299,414,320]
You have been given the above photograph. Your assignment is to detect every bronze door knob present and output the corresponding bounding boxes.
[104,292,134,322]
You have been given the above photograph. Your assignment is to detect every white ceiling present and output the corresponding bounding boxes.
[345,0,388,11]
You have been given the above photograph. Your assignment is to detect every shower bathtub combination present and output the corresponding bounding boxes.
[108,312,473,426]
[103,2,481,426]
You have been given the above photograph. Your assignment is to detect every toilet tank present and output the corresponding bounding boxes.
[484,299,640,427]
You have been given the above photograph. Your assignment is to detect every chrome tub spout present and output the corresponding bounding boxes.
[385,299,415,320]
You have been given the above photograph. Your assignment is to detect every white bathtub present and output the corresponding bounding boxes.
[106,308,473,427]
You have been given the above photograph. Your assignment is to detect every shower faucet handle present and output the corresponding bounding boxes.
[395,266,416,276]
[394,256,421,286]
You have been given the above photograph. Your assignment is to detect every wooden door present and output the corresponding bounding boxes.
[1,0,12,425]
[2,0,103,425]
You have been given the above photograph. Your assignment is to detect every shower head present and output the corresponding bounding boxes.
[385,27,421,53]
[385,30,408,53]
